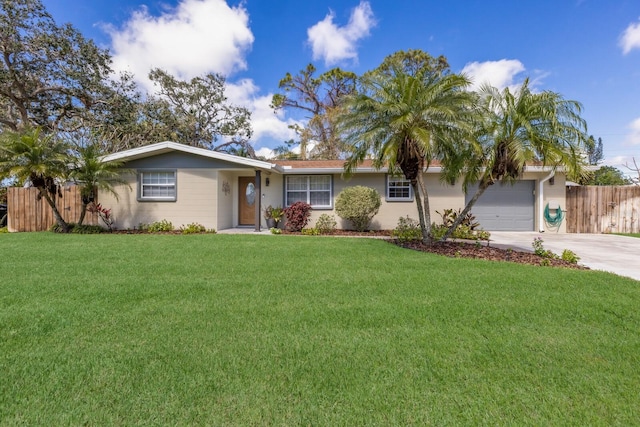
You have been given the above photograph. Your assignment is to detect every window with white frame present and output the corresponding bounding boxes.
[139,171,176,201]
[386,175,413,201]
[285,175,332,208]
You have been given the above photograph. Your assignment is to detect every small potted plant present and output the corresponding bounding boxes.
[271,206,284,228]
[263,205,276,228]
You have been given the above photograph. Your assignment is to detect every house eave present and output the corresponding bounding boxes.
[102,141,279,171]
[279,166,445,174]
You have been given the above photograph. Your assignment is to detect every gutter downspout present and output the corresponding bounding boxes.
[538,170,555,232]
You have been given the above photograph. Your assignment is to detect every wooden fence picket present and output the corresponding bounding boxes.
[566,186,640,233]
[7,186,98,232]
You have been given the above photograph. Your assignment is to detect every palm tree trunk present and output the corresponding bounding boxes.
[440,181,490,241]
[416,171,432,242]
[77,202,87,226]
[39,188,71,233]
[412,181,428,243]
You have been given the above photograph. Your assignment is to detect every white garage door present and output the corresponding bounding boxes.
[466,180,535,231]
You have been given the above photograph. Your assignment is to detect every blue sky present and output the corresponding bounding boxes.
[42,0,640,170]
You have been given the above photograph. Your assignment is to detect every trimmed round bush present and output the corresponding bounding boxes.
[335,186,381,232]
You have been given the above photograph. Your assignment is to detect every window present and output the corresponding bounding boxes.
[386,175,413,201]
[285,175,332,208]
[139,171,176,201]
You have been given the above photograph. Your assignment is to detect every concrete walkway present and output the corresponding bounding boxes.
[489,232,640,282]
[217,227,271,234]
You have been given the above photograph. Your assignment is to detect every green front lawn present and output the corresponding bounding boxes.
[1,234,639,424]
[614,233,640,238]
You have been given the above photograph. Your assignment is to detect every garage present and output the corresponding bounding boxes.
[466,180,535,231]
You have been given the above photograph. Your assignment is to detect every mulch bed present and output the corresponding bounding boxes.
[393,239,588,270]
[284,229,587,270]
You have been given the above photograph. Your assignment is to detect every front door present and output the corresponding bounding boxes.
[238,176,256,225]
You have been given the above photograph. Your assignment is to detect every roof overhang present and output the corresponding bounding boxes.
[102,141,281,171]
[276,165,446,174]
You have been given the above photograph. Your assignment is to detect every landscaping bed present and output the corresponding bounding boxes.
[282,229,587,269]
[393,239,588,270]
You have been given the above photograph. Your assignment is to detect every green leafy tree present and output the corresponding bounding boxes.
[271,64,357,159]
[69,142,129,225]
[370,49,450,78]
[580,166,630,185]
[334,186,381,231]
[0,1,253,156]
[441,79,589,240]
[340,53,475,244]
[0,0,123,136]
[585,135,603,165]
[137,69,254,156]
[0,128,72,231]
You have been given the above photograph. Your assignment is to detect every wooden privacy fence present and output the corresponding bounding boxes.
[7,186,98,232]
[566,185,640,234]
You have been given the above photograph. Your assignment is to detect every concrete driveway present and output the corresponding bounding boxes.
[489,232,640,282]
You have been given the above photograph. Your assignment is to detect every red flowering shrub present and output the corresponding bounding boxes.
[284,201,312,232]
[87,202,114,231]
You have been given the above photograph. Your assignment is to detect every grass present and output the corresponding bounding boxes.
[614,233,640,238]
[1,233,639,425]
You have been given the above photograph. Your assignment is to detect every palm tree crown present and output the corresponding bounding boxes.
[70,142,129,225]
[340,67,475,243]
[0,128,72,231]
[441,79,589,240]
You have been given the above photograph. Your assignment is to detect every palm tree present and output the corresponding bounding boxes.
[440,79,589,240]
[70,143,129,225]
[340,67,475,244]
[0,128,72,232]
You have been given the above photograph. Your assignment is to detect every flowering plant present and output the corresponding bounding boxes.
[88,202,114,231]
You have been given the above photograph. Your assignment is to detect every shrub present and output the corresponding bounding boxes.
[334,186,381,232]
[532,237,559,259]
[315,214,337,234]
[430,224,446,241]
[392,216,422,242]
[70,224,105,234]
[435,208,491,240]
[431,223,491,241]
[270,227,282,234]
[87,203,115,231]
[0,227,8,233]
[49,223,105,234]
[50,222,77,233]
[284,202,312,232]
[180,222,206,234]
[561,249,580,264]
[147,219,174,233]
[437,208,480,230]
[301,227,320,235]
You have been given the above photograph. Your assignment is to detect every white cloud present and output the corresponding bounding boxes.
[626,117,640,145]
[106,0,253,91]
[226,79,300,145]
[307,1,376,66]
[620,19,640,55]
[461,59,526,92]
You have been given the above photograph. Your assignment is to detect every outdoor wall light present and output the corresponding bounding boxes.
[265,177,270,187]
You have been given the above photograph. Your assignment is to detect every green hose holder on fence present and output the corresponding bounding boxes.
[544,203,564,228]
